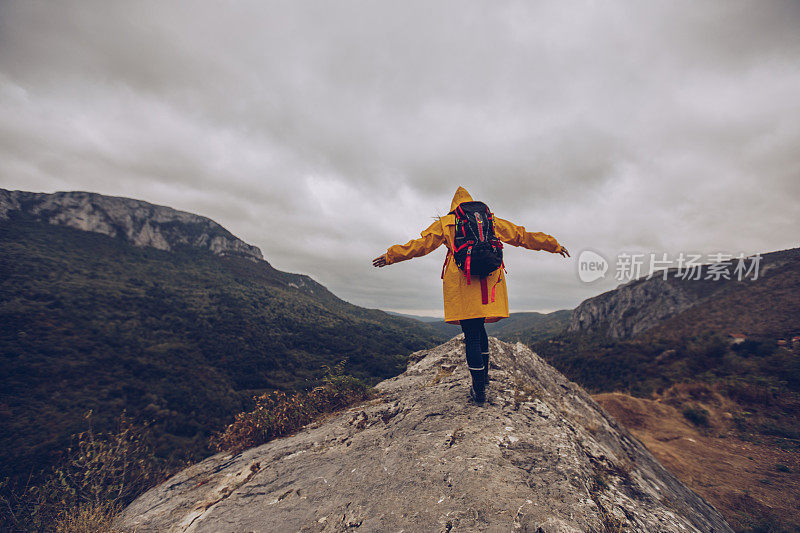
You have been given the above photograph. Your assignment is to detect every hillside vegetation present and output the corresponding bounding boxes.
[485,309,571,344]
[392,310,572,342]
[0,215,445,494]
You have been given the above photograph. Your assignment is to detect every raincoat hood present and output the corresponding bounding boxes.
[450,186,473,212]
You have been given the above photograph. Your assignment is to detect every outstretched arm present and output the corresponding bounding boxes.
[373,219,445,267]
[494,217,570,257]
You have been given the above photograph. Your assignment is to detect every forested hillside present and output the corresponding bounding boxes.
[0,214,446,489]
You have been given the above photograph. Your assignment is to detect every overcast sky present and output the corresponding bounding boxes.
[1,1,799,316]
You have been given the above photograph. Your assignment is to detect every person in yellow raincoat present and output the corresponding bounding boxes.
[373,186,569,404]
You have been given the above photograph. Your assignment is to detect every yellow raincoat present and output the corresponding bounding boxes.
[385,186,564,324]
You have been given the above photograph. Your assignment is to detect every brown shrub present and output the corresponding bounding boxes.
[212,362,373,454]
[1,412,168,532]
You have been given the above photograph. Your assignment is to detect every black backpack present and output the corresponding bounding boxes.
[450,201,503,281]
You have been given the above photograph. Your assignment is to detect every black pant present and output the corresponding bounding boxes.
[460,318,488,370]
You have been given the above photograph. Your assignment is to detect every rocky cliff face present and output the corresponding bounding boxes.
[0,189,263,261]
[567,248,797,340]
[116,337,731,533]
[567,277,700,339]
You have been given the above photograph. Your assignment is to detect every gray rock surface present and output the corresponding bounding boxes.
[0,188,262,261]
[567,277,699,339]
[116,337,732,532]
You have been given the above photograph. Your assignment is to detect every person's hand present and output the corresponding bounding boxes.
[557,246,570,258]
[373,254,388,267]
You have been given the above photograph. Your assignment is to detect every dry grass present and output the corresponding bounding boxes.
[53,502,121,533]
[595,388,800,531]
[1,413,168,532]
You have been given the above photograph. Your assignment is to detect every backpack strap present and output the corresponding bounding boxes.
[491,274,503,303]
[465,246,472,285]
[453,242,472,253]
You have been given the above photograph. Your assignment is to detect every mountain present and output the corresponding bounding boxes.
[115,337,732,532]
[484,309,571,344]
[0,189,263,261]
[384,310,443,323]
[642,247,800,342]
[385,311,462,337]
[0,189,447,490]
[388,310,573,343]
[567,247,800,340]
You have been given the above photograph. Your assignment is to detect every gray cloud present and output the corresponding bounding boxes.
[1,1,799,316]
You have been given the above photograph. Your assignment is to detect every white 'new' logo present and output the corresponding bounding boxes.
[577,250,608,283]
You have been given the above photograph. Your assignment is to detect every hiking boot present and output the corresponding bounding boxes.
[469,386,485,404]
[469,368,486,404]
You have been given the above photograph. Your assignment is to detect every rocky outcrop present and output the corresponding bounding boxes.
[116,337,732,532]
[567,277,700,339]
[0,189,263,261]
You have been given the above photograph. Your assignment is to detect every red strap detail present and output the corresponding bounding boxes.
[465,253,471,284]
[453,241,472,253]
[480,278,488,304]
[491,276,502,303]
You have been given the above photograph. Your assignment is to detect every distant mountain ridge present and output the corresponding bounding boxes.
[485,309,572,343]
[384,310,444,323]
[0,188,263,261]
[387,310,573,343]
[567,247,800,340]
